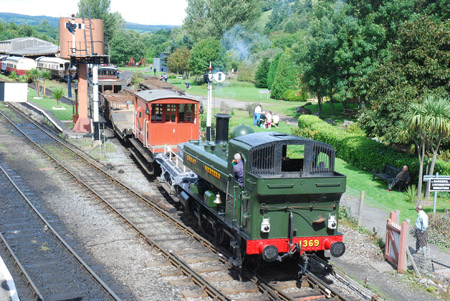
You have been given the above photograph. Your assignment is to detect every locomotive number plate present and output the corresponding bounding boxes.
[300,239,320,248]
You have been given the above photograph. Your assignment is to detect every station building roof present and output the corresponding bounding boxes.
[0,37,58,57]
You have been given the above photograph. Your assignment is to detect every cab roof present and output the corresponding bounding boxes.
[232,132,322,147]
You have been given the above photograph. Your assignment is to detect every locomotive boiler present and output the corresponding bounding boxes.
[157,114,346,267]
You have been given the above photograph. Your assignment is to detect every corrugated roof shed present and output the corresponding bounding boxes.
[0,37,57,56]
[9,44,58,56]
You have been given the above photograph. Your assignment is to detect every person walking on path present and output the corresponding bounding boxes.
[414,205,429,255]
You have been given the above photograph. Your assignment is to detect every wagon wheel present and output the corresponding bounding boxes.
[213,224,227,245]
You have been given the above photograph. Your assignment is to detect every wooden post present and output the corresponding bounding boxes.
[398,221,407,273]
[406,248,422,279]
[389,211,396,223]
[357,191,365,227]
[385,218,391,259]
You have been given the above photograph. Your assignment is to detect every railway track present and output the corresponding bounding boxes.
[0,165,120,300]
[0,103,357,300]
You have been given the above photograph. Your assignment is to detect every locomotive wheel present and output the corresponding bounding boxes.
[213,225,228,246]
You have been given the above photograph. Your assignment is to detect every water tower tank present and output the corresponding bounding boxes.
[59,17,104,59]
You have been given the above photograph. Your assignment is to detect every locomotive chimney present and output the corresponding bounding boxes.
[215,113,231,144]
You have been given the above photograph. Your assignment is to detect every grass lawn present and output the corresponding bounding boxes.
[169,77,308,117]
[27,87,74,121]
[44,79,76,99]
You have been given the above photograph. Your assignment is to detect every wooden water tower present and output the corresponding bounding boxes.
[59,15,108,135]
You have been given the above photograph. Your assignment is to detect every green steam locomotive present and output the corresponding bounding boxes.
[157,114,346,267]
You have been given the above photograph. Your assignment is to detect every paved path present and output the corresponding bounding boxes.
[341,194,450,269]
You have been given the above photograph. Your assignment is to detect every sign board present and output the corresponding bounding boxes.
[430,178,450,192]
[213,72,226,83]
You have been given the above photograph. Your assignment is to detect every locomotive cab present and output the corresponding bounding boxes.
[228,133,346,261]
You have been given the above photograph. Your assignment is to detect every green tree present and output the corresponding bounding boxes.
[52,87,64,107]
[403,97,450,197]
[141,29,172,62]
[266,52,282,91]
[265,0,291,33]
[359,16,450,144]
[27,69,41,97]
[184,0,261,41]
[254,56,270,88]
[110,29,146,66]
[167,47,191,75]
[77,0,124,55]
[188,38,230,76]
[271,49,299,100]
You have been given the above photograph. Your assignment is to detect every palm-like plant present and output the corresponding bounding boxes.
[29,68,41,97]
[9,71,18,81]
[41,70,51,97]
[405,96,450,197]
[52,87,64,108]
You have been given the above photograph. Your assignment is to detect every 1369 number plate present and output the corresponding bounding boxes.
[300,239,320,248]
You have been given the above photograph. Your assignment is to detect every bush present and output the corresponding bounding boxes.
[294,115,450,181]
[267,52,282,90]
[245,103,258,117]
[271,49,298,100]
[428,212,450,249]
[168,74,176,79]
[404,185,417,203]
[283,89,308,102]
[237,62,256,82]
[254,57,270,88]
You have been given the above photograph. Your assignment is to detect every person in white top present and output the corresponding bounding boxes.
[254,104,262,126]
[414,205,429,254]
[272,113,280,127]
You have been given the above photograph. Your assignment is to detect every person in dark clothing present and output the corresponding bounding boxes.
[233,153,244,188]
[387,165,411,191]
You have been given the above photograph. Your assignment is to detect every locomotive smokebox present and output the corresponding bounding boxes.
[215,113,231,144]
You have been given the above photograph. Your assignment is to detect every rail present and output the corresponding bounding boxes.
[1,107,230,301]
[0,165,121,301]
[0,230,43,301]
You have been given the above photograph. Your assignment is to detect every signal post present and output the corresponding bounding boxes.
[59,14,107,142]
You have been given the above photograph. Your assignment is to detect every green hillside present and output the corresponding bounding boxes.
[0,12,174,34]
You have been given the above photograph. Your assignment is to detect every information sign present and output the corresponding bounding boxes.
[430,178,450,192]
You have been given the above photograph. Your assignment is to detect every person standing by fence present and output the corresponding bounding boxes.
[414,205,429,255]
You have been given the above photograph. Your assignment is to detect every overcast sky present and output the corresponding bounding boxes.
[0,0,187,25]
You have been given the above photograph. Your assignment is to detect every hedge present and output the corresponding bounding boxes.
[283,89,309,102]
[296,115,450,181]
